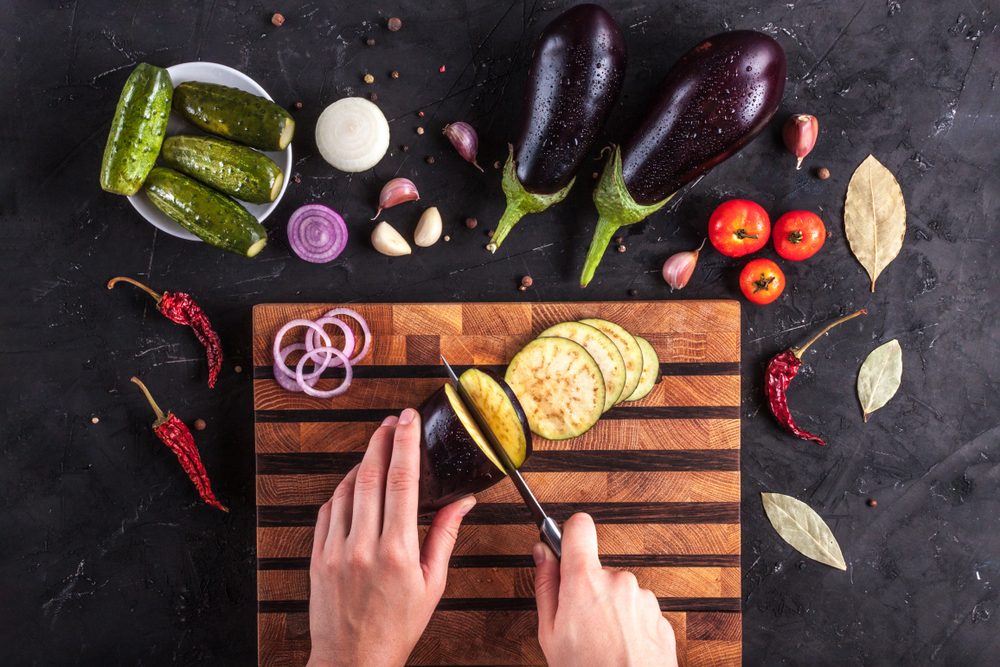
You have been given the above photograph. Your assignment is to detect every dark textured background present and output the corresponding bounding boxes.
[2,0,998,664]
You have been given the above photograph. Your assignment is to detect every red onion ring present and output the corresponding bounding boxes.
[296,347,352,398]
[273,319,333,381]
[287,204,348,264]
[305,317,356,367]
[318,308,372,364]
[274,344,320,392]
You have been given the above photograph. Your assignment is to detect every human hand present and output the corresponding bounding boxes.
[533,513,678,667]
[307,409,477,667]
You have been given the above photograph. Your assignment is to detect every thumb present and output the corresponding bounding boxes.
[532,542,560,637]
[421,495,476,587]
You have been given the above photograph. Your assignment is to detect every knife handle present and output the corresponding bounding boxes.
[539,516,562,560]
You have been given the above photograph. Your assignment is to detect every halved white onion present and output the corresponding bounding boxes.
[315,97,390,172]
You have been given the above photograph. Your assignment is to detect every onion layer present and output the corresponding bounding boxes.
[272,309,372,396]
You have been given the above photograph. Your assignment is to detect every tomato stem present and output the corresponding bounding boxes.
[792,309,868,359]
[736,229,758,240]
[788,230,803,244]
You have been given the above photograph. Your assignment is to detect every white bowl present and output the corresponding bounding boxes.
[127,62,293,241]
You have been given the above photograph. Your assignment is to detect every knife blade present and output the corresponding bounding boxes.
[440,356,562,559]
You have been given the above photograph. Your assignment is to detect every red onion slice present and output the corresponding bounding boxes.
[287,204,348,264]
[274,344,320,392]
[273,319,333,380]
[318,308,372,364]
[304,317,356,367]
[296,346,353,398]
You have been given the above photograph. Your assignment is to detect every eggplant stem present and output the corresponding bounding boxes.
[490,202,526,252]
[792,308,868,359]
[108,276,162,302]
[580,217,621,287]
[130,376,167,425]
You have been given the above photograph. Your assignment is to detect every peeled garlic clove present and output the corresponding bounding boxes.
[371,221,412,256]
[372,177,419,220]
[782,114,819,170]
[442,122,483,172]
[414,206,443,247]
[661,239,706,291]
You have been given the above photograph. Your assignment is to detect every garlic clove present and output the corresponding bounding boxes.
[371,221,412,256]
[442,122,484,172]
[661,239,706,291]
[782,114,819,170]
[372,177,419,220]
[414,206,443,247]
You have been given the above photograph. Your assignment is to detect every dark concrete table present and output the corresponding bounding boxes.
[3,1,997,664]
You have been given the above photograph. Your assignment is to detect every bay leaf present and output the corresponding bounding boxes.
[844,154,906,292]
[761,492,847,570]
[857,339,903,422]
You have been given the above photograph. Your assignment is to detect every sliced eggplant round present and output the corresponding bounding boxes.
[537,320,626,412]
[578,318,644,404]
[418,383,505,513]
[459,368,532,467]
[505,337,605,441]
[622,335,660,402]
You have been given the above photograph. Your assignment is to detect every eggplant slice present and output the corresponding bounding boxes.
[459,368,532,467]
[578,318,644,403]
[504,337,605,440]
[537,320,626,412]
[623,335,660,401]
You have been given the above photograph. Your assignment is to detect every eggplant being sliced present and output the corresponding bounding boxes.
[505,337,606,440]
[578,318,644,404]
[623,335,660,402]
[537,320,626,412]
[418,383,504,513]
[459,368,532,467]
[491,4,626,251]
[580,30,787,286]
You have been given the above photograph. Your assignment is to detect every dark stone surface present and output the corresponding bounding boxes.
[2,0,998,664]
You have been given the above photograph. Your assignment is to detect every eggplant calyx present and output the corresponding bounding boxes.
[580,146,670,287]
[491,146,575,252]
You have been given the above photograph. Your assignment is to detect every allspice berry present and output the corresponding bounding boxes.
[271,12,285,27]
[365,36,376,46]
[415,126,425,135]
[363,73,375,84]
[390,70,400,79]
[616,244,627,253]
[816,167,831,180]
[425,156,435,164]
[293,101,303,110]
[387,17,402,31]
[464,217,478,229]
[194,419,207,431]
[521,275,534,288]
[867,498,878,508]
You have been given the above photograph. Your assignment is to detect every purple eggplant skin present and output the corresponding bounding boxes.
[515,4,627,194]
[621,30,787,205]
[417,385,504,514]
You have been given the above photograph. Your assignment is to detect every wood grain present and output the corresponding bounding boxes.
[255,301,741,666]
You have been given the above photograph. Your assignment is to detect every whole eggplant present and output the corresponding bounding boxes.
[491,4,626,251]
[580,31,787,286]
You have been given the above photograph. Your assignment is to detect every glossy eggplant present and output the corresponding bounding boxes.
[491,4,626,251]
[580,31,787,286]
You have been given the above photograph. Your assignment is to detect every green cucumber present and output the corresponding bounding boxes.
[144,167,267,257]
[161,135,284,204]
[172,81,295,151]
[100,63,173,195]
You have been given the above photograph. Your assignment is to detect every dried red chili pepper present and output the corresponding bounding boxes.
[131,377,228,512]
[765,309,867,446]
[109,277,223,388]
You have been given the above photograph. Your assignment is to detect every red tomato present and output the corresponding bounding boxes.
[739,258,786,305]
[708,199,771,257]
[773,211,826,261]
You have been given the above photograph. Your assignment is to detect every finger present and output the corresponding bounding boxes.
[311,499,333,562]
[420,495,476,589]
[349,416,397,544]
[532,542,560,638]
[560,512,601,573]
[326,464,359,548]
[382,408,422,549]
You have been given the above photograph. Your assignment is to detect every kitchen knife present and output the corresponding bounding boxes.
[440,356,562,559]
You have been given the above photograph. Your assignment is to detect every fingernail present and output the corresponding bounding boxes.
[399,408,418,425]
[381,415,398,427]
[532,542,546,566]
[458,496,476,517]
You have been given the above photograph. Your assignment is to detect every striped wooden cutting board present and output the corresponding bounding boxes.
[254,301,741,666]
